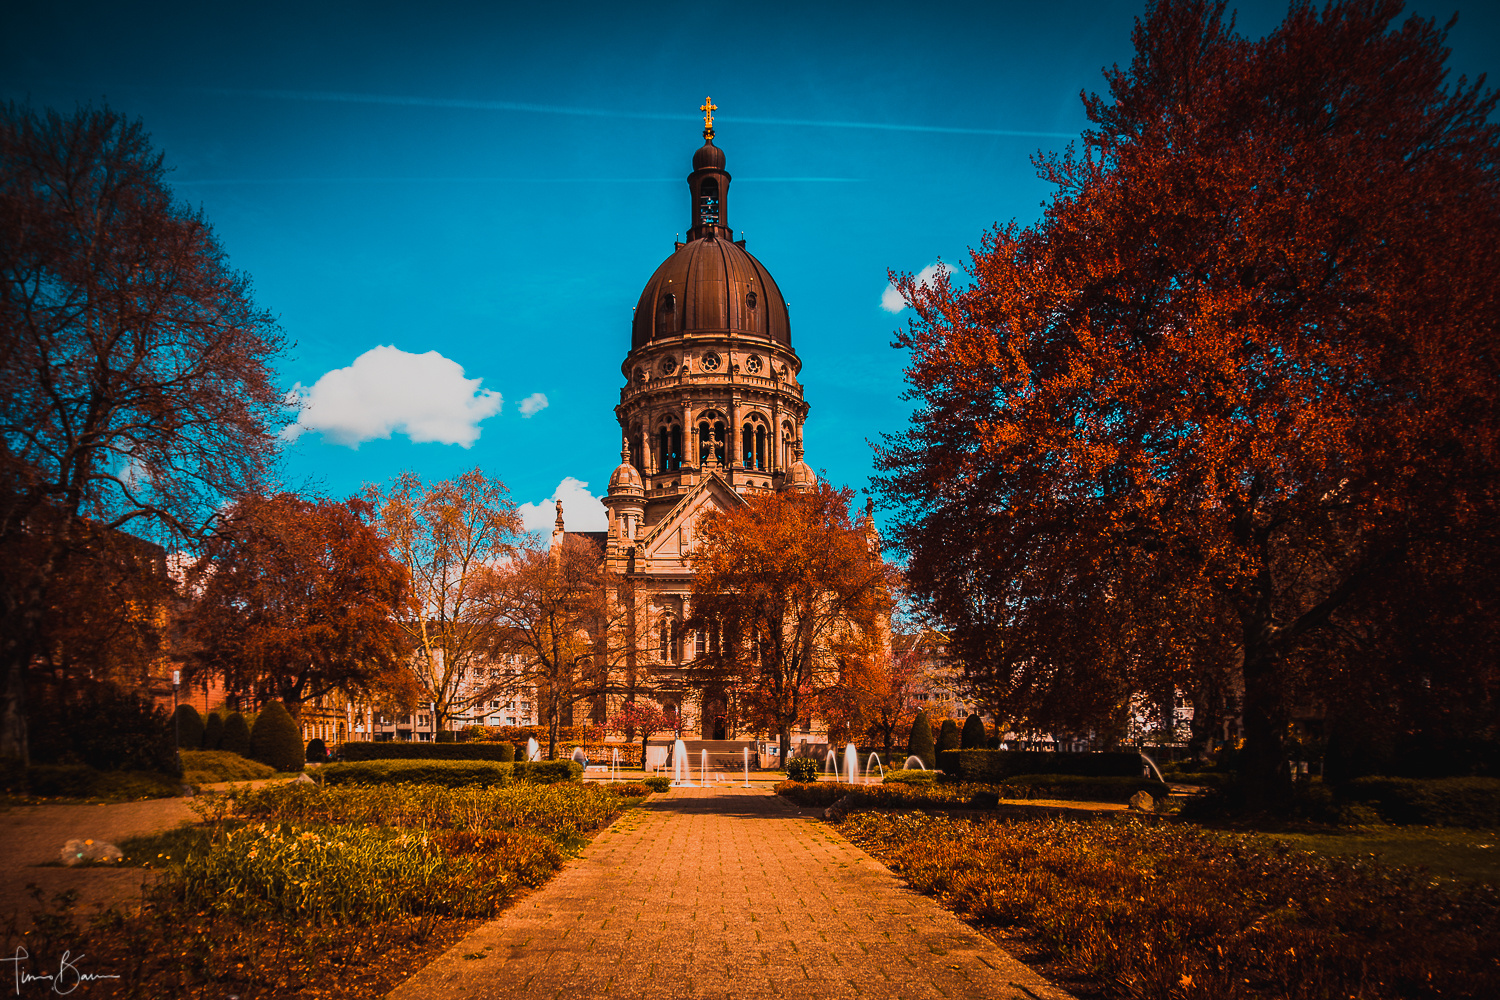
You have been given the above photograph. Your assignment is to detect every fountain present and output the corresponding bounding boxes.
[903,755,927,770]
[671,738,694,786]
[742,747,751,788]
[701,749,710,788]
[865,753,884,784]
[1139,752,1165,783]
[526,737,541,762]
[610,748,620,783]
[843,743,861,784]
[824,748,840,781]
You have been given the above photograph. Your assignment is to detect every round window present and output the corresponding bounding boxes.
[659,357,677,376]
[701,352,721,372]
[745,355,763,374]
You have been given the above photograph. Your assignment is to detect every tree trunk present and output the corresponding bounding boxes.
[778,723,792,773]
[547,702,560,761]
[1239,643,1291,810]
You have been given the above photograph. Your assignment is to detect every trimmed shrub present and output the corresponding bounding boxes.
[221,712,252,757]
[172,705,205,749]
[883,768,937,785]
[610,782,652,796]
[936,719,961,755]
[907,711,936,770]
[1342,776,1500,827]
[249,701,304,773]
[179,750,276,784]
[321,760,513,788]
[786,757,819,782]
[515,760,583,784]
[938,748,1145,781]
[339,742,519,762]
[201,712,224,751]
[306,738,328,763]
[643,775,671,792]
[961,714,987,750]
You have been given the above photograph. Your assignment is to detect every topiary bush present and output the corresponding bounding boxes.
[643,775,671,792]
[907,711,936,770]
[201,712,224,750]
[787,756,819,782]
[961,714,987,750]
[173,704,205,749]
[249,701,304,773]
[497,742,515,763]
[305,738,328,763]
[936,719,961,755]
[221,712,252,757]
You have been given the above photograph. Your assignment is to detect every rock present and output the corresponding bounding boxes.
[823,794,853,820]
[292,773,315,784]
[1129,789,1157,813]
[61,839,123,866]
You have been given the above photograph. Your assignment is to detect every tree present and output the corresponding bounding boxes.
[935,718,960,756]
[172,704,204,749]
[819,642,922,761]
[366,470,521,735]
[479,535,627,761]
[606,700,674,768]
[182,493,412,718]
[221,711,251,757]
[875,0,1500,807]
[0,103,285,763]
[686,482,894,771]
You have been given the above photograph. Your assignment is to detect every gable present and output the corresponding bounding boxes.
[637,473,746,568]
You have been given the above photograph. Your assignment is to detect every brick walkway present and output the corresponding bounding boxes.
[387,784,1072,1000]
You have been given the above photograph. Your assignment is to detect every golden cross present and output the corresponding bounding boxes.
[700,96,717,139]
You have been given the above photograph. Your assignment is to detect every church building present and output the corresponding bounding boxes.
[563,102,821,745]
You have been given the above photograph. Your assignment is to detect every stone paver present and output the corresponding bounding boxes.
[387,785,1072,1000]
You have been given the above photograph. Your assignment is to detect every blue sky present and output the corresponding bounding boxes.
[6,0,1497,535]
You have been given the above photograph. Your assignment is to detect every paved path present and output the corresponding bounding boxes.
[388,785,1072,1000]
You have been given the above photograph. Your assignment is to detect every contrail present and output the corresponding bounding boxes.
[170,176,862,186]
[192,86,1075,139]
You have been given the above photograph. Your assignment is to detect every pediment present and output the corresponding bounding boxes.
[636,473,747,567]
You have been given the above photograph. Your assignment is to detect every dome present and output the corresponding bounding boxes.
[787,455,816,492]
[631,237,791,349]
[693,139,726,170]
[608,458,644,496]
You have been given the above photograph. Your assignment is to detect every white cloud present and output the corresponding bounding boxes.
[517,477,608,534]
[880,261,954,314]
[517,392,549,418]
[282,345,504,448]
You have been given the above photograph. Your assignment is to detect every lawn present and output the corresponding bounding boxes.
[1255,825,1500,885]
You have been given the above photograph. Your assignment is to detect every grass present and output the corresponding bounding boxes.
[6,778,641,998]
[5,764,180,803]
[839,811,1500,1000]
[1254,826,1500,884]
[180,750,275,785]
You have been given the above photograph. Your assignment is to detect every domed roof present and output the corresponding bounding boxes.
[631,237,791,349]
[787,452,816,492]
[608,458,644,495]
[693,139,726,170]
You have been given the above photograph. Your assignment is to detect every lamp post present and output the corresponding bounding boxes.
[172,669,181,777]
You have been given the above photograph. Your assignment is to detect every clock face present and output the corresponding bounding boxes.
[659,357,676,376]
[701,352,721,372]
[745,354,762,374]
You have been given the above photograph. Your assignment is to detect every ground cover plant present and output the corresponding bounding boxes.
[776,777,1168,809]
[180,749,276,785]
[9,764,179,801]
[839,812,1500,999]
[5,777,638,997]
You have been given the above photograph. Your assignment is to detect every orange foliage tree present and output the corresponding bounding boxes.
[366,469,521,735]
[686,482,894,764]
[875,0,1500,805]
[818,640,923,761]
[182,494,413,718]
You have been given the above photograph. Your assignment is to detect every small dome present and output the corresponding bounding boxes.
[786,457,816,492]
[693,140,726,170]
[608,460,644,496]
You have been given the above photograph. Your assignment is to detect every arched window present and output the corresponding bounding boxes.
[698,419,725,465]
[741,425,754,468]
[659,620,671,661]
[698,178,720,226]
[658,424,681,471]
[755,425,767,470]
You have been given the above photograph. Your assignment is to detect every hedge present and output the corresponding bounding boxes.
[249,701,304,773]
[1342,776,1500,827]
[907,711,936,770]
[938,748,1146,781]
[318,758,583,786]
[221,713,252,757]
[339,742,521,763]
[173,705,205,749]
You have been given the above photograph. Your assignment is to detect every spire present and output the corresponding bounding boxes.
[554,498,565,532]
[689,102,730,242]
